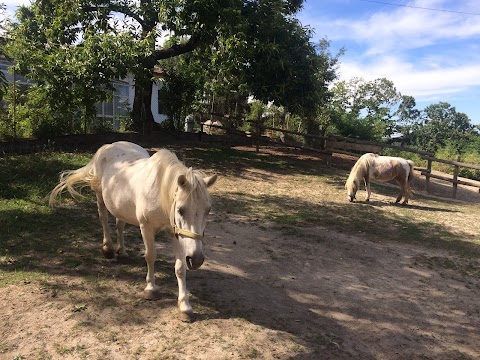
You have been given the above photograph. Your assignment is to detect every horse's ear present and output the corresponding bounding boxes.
[203,174,217,188]
[178,174,188,188]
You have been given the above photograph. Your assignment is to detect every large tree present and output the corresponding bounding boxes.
[6,0,309,133]
[330,77,401,140]
[411,102,473,152]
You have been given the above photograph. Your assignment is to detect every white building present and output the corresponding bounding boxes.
[0,59,168,130]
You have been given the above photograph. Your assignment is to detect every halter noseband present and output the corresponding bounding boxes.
[169,186,205,242]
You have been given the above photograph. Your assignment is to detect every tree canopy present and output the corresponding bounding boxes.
[329,77,401,140]
[6,0,324,133]
[403,102,474,153]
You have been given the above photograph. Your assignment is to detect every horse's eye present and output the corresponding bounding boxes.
[178,207,185,216]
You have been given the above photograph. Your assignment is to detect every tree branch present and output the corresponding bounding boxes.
[153,33,202,60]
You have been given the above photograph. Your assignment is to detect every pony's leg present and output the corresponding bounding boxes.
[365,179,371,201]
[96,193,115,259]
[173,238,194,322]
[115,219,128,258]
[394,179,405,203]
[401,180,410,204]
[140,224,160,299]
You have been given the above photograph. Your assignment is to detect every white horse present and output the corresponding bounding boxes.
[203,119,225,135]
[345,153,414,204]
[49,141,217,322]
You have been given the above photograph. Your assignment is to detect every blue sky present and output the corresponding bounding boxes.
[298,0,480,124]
[4,0,480,125]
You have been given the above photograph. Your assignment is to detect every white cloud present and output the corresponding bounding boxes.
[339,56,480,101]
[301,0,480,106]
[313,2,480,55]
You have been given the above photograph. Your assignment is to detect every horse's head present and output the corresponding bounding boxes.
[345,177,358,202]
[172,171,217,270]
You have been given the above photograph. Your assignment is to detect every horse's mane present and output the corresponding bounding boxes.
[347,153,377,184]
[149,149,208,216]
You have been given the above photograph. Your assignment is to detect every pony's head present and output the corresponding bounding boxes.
[345,176,359,202]
[172,169,217,270]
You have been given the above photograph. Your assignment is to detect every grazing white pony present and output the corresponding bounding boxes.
[49,141,217,322]
[203,119,225,135]
[345,153,414,204]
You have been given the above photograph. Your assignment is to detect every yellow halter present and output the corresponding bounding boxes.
[169,186,205,242]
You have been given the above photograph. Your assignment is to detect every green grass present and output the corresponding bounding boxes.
[0,151,99,285]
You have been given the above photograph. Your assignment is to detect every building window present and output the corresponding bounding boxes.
[95,81,130,130]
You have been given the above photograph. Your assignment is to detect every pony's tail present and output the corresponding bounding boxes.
[48,157,100,207]
[407,160,415,197]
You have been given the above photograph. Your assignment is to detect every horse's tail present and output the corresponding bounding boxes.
[48,156,101,207]
[406,160,415,196]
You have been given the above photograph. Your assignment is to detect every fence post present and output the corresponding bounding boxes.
[452,154,461,199]
[425,158,432,194]
[325,137,332,166]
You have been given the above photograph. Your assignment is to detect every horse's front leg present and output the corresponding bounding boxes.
[96,193,114,259]
[140,224,161,300]
[173,238,194,322]
[364,178,371,201]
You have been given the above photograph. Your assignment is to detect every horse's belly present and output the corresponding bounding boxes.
[101,171,141,226]
[371,162,398,181]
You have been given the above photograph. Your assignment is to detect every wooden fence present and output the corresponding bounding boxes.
[197,120,480,199]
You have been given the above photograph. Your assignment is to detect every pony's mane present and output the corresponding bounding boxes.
[347,153,377,184]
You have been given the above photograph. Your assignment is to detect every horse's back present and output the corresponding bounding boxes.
[370,155,412,180]
[97,141,150,162]
[93,141,150,190]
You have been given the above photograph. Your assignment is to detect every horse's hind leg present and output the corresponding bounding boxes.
[394,179,406,203]
[96,192,115,259]
[115,219,128,259]
[395,192,404,203]
[401,180,410,204]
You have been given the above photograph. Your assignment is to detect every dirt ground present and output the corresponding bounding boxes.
[1,146,479,359]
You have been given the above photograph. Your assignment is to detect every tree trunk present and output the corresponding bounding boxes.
[132,80,154,134]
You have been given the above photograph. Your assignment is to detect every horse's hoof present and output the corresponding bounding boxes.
[143,288,161,300]
[102,247,115,259]
[179,310,195,323]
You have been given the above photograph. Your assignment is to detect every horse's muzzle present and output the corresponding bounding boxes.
[348,195,355,202]
[186,254,204,270]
